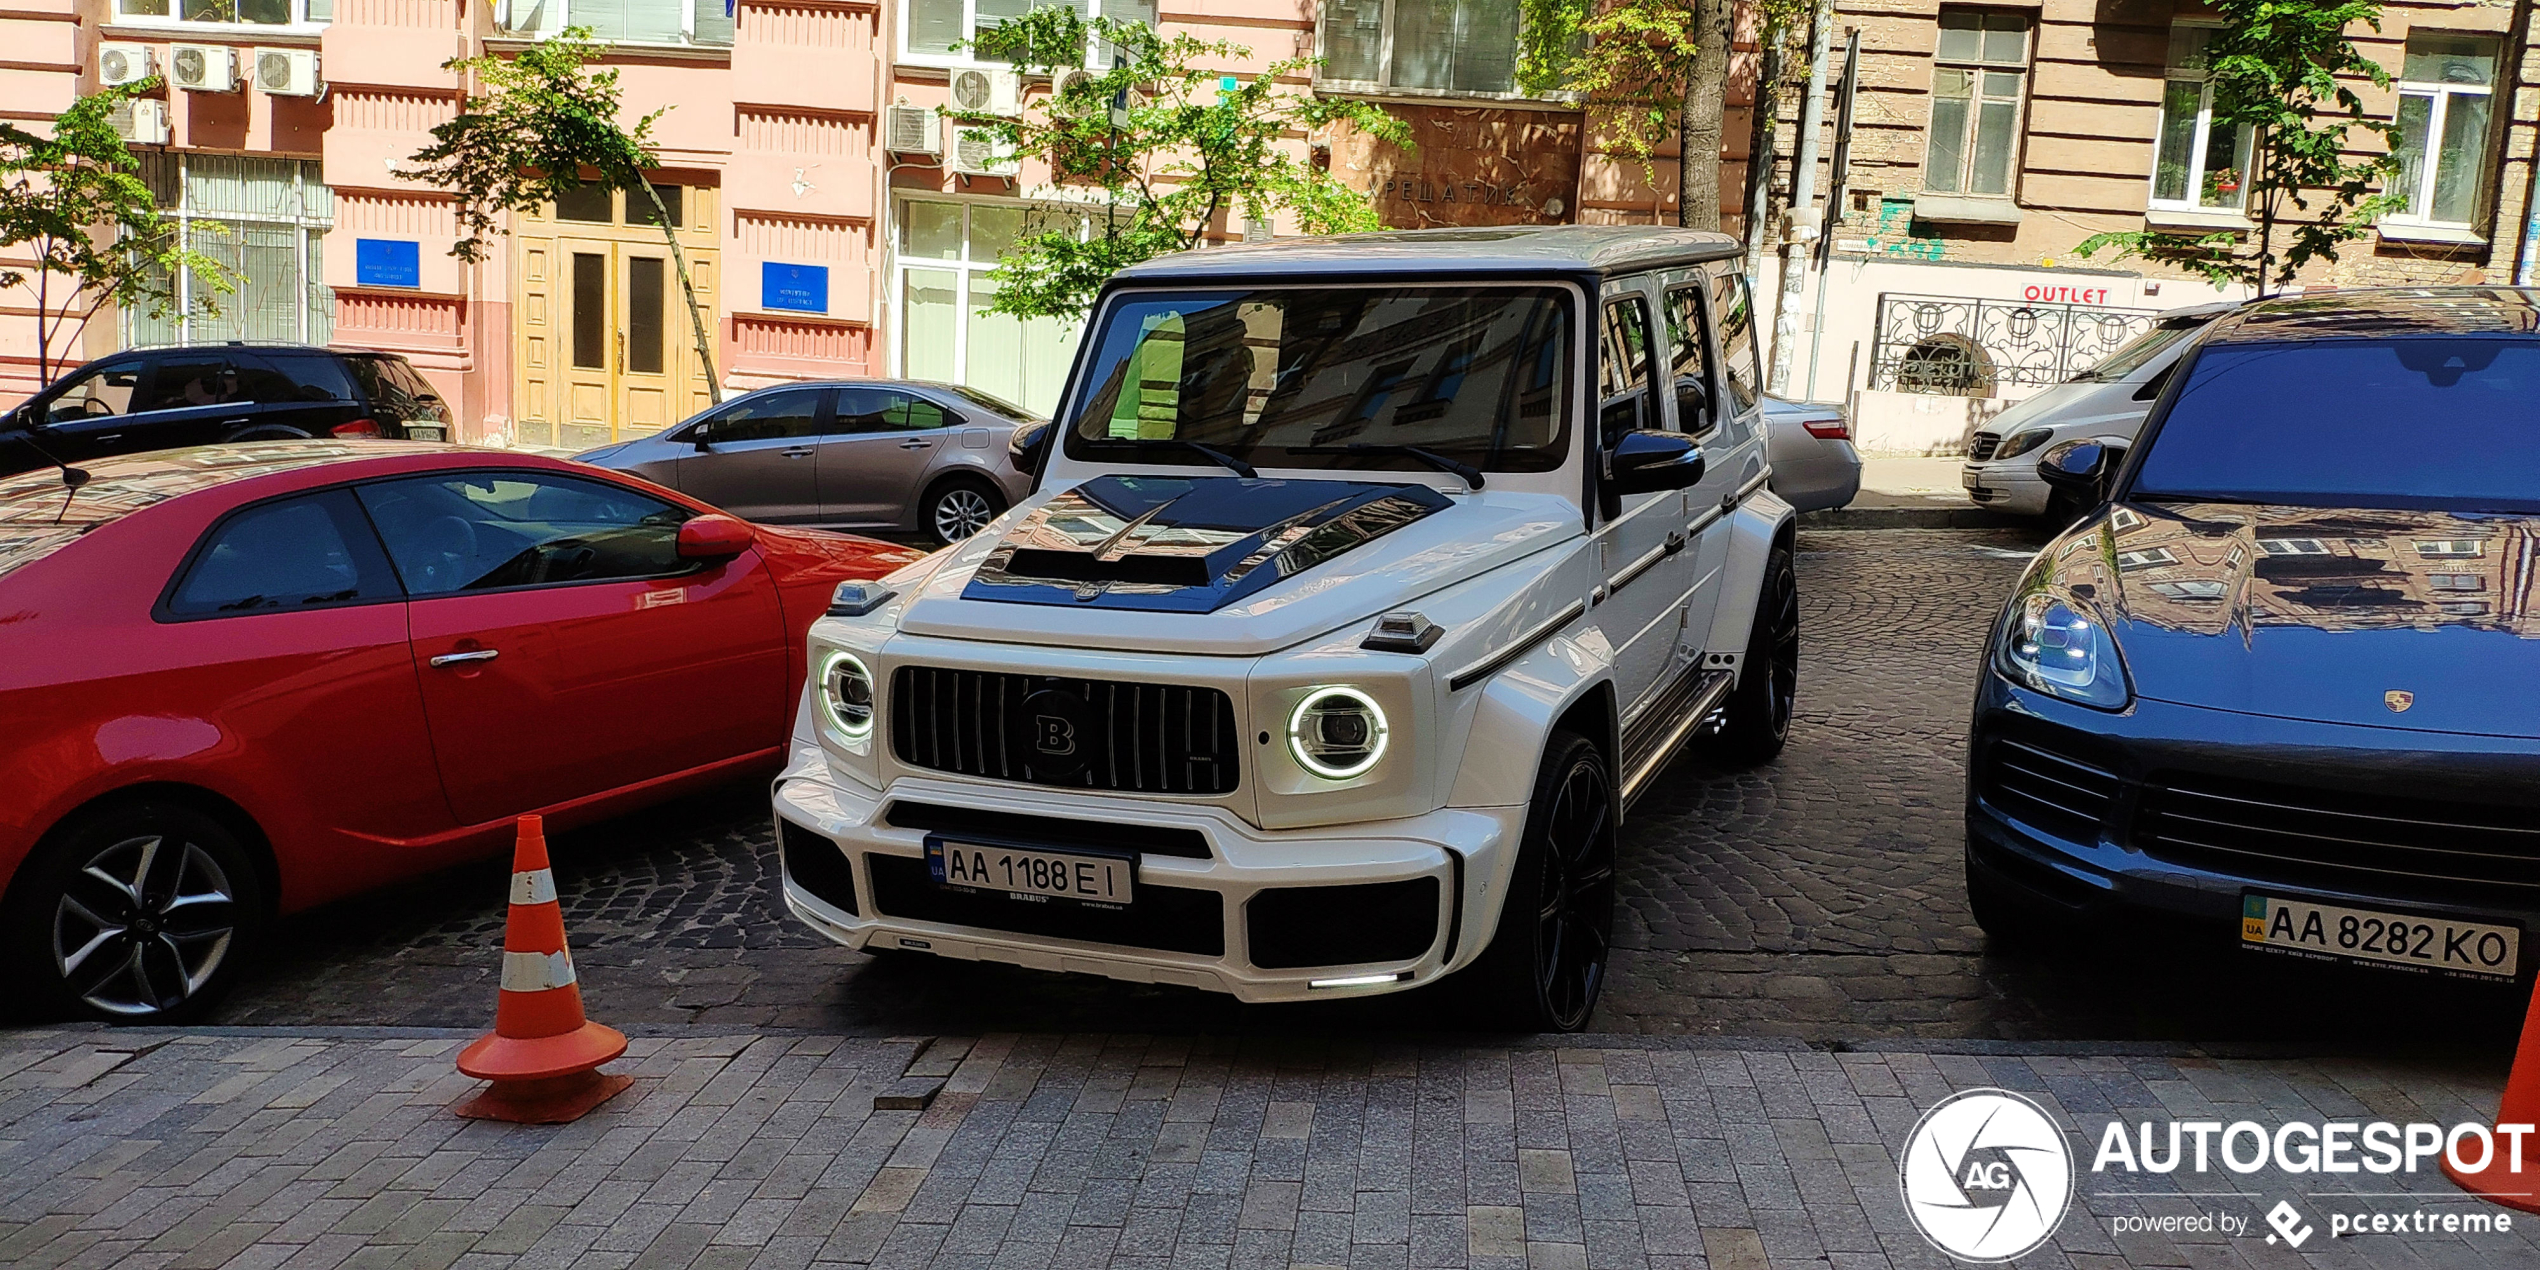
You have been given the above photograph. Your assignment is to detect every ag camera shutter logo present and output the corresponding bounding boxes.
[1899,1088,2075,1261]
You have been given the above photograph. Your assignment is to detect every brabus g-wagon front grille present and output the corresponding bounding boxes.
[890,666,1241,796]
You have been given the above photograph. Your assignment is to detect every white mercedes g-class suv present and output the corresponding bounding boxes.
[773,226,1799,1031]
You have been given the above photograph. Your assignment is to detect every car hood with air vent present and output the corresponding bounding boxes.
[893,475,1581,656]
[2073,502,2540,737]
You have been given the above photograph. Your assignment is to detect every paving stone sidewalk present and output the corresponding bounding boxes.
[1,1027,2533,1270]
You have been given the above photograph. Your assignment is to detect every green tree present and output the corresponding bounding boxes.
[1,80,230,386]
[950,8,1405,320]
[398,28,722,402]
[2076,0,2400,293]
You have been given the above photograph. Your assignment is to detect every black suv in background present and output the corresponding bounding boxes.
[0,343,454,477]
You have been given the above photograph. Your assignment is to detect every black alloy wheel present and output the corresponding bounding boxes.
[1467,731,1616,1032]
[5,802,264,1023]
[1703,541,1798,766]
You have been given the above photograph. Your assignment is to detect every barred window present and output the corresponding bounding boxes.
[128,154,333,348]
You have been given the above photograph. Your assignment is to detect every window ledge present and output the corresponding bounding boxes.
[485,34,731,61]
[2143,207,2250,234]
[2377,222,2487,246]
[1911,194,2022,226]
[101,22,325,43]
[1311,80,1584,112]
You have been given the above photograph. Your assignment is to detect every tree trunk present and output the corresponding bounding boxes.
[1680,0,1732,230]
[633,176,724,406]
[1742,29,1783,274]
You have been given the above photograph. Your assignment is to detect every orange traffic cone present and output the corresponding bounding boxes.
[453,816,632,1123]
[2446,971,2540,1212]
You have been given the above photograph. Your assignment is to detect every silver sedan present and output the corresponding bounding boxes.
[1759,395,1860,513]
[574,379,1040,545]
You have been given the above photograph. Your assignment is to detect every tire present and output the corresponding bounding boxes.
[922,477,1004,546]
[1464,731,1616,1033]
[2,801,267,1024]
[1701,540,1797,767]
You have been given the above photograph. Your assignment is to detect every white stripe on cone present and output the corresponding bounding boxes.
[510,868,558,906]
[500,948,577,993]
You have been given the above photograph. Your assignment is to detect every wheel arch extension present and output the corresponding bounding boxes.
[10,782,281,919]
[1701,486,1799,684]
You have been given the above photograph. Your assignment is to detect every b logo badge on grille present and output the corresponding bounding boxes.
[1034,715,1077,756]
[1014,688,1094,777]
[2385,689,2415,713]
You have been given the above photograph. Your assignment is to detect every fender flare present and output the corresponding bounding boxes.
[1699,483,1797,684]
[1439,624,1616,972]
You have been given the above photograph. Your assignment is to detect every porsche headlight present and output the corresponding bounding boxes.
[818,649,876,741]
[1995,429,2055,461]
[1995,592,2130,709]
[1287,686,1390,780]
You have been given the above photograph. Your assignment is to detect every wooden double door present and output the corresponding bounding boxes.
[515,186,719,451]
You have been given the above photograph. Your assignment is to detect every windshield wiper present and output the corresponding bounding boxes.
[1292,443,1485,490]
[1102,438,1256,479]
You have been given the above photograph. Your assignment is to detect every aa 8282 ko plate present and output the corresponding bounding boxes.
[2241,893,2520,981]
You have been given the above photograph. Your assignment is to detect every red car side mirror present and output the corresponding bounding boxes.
[676,513,755,560]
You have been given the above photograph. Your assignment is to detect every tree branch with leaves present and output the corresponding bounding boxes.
[1,80,231,387]
[948,8,1406,321]
[398,29,722,402]
[2076,0,2401,293]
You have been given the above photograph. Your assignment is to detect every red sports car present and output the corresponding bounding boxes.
[0,442,924,1023]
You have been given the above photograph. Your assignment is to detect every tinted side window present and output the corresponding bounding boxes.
[1662,287,1714,435]
[134,356,240,413]
[356,472,695,595]
[1708,272,1762,413]
[40,361,142,422]
[345,355,449,422]
[838,389,951,433]
[258,353,360,403]
[167,490,400,617]
[692,389,825,443]
[1598,295,1657,445]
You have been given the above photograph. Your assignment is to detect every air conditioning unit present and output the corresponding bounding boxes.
[254,47,320,96]
[949,126,1020,178]
[949,67,1022,117]
[169,44,239,93]
[98,43,157,87]
[884,104,940,156]
[1051,66,1099,117]
[109,97,170,145]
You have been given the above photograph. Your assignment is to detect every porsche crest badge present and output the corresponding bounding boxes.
[2385,690,2415,713]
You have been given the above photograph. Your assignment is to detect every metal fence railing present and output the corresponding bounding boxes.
[1867,292,2160,397]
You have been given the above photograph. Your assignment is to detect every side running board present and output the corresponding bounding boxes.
[1617,667,1736,808]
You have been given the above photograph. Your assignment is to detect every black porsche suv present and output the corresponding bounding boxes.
[0,343,453,476]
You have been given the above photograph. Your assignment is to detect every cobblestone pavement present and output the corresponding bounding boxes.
[2,1027,2531,1270]
[203,529,2528,1049]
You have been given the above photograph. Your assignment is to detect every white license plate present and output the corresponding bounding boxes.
[406,426,446,442]
[927,838,1134,905]
[1961,468,1984,489]
[2242,894,2519,979]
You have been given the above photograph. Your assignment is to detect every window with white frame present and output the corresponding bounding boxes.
[2149,24,2252,212]
[1318,0,1528,98]
[2389,33,2498,228]
[128,154,334,347]
[901,0,1154,66]
[113,0,330,26]
[502,0,732,47]
[894,198,1085,416]
[1924,9,2029,196]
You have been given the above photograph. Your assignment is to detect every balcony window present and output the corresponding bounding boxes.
[1924,9,2028,196]
[2149,25,2251,212]
[2389,34,2498,228]
[1318,0,1526,98]
[114,0,330,24]
[902,0,1155,67]
[502,0,732,47]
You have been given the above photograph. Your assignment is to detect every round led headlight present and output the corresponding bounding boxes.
[1287,686,1389,780]
[818,649,876,740]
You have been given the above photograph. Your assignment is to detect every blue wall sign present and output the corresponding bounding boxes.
[354,238,421,289]
[762,262,829,314]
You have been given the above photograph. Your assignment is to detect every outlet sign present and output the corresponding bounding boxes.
[355,239,421,289]
[762,262,829,314]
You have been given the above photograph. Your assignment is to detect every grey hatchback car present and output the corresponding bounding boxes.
[574,379,1039,544]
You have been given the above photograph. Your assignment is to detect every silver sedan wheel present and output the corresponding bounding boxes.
[931,486,998,543]
[53,834,239,1017]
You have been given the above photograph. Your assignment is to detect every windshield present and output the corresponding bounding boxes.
[2131,338,2540,513]
[1062,286,1575,475]
[2076,314,2213,382]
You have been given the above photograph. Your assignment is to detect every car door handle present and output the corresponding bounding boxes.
[429,648,501,667]
[781,447,814,458]
[898,439,933,450]
[220,417,251,428]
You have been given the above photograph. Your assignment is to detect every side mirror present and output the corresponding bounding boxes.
[676,512,755,560]
[1608,429,1706,497]
[2038,438,2125,504]
[1009,420,1053,475]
